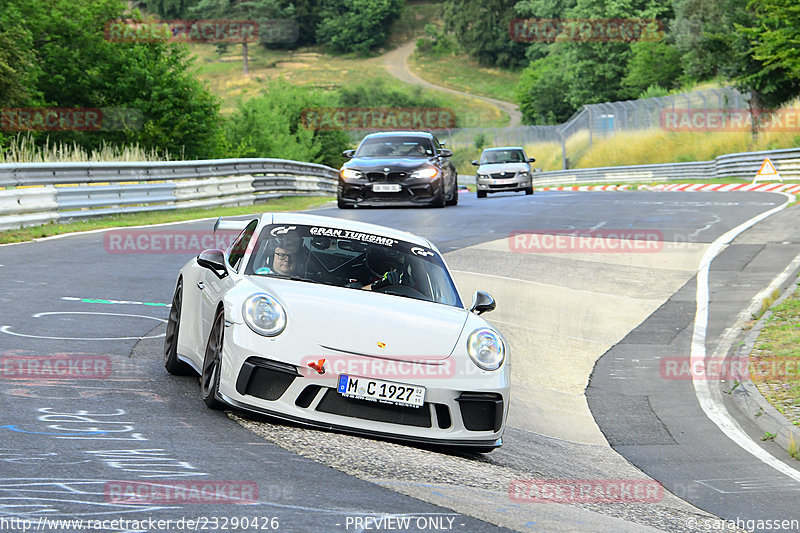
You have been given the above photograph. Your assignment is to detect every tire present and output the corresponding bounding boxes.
[200,306,226,409]
[164,279,194,376]
[525,186,534,195]
[431,185,446,208]
[445,183,459,206]
[337,195,353,209]
[477,190,487,199]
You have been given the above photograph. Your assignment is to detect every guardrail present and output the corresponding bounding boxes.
[530,147,800,186]
[0,159,337,231]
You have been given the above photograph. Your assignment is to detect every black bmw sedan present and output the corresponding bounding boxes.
[337,131,458,208]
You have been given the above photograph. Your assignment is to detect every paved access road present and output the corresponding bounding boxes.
[1,190,798,532]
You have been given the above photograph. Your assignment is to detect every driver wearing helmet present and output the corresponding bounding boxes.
[362,245,411,291]
[256,236,302,277]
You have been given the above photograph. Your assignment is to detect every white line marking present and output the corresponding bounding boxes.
[1,312,166,341]
[691,191,800,482]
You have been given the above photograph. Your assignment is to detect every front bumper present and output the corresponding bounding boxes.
[476,174,532,192]
[338,178,444,206]
[217,327,510,448]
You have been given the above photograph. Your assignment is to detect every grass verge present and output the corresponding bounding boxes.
[0,196,332,245]
[750,279,800,430]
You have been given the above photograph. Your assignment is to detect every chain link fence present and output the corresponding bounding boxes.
[439,87,749,169]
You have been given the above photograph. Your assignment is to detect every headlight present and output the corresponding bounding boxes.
[519,171,529,177]
[478,173,489,179]
[411,167,439,179]
[341,168,362,180]
[243,294,286,337]
[467,328,505,371]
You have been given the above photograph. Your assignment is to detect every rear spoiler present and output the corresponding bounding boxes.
[213,217,251,234]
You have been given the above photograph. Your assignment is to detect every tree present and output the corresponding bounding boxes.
[0,0,225,158]
[516,52,575,124]
[316,0,405,54]
[444,0,528,68]
[621,41,683,98]
[134,0,200,18]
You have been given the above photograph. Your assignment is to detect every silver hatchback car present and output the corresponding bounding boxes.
[472,147,535,198]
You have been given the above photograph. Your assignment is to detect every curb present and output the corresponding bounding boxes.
[728,274,800,459]
[538,182,800,193]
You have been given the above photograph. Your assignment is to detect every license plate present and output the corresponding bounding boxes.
[373,184,402,193]
[337,374,425,408]
[493,179,514,185]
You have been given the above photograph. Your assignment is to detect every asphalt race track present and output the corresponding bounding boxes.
[1,189,799,533]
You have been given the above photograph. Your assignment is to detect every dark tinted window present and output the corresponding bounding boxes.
[226,220,258,272]
[356,136,434,158]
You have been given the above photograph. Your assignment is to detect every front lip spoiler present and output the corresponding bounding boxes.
[218,392,503,449]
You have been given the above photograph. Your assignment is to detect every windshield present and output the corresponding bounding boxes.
[245,224,462,307]
[481,149,526,164]
[355,136,435,158]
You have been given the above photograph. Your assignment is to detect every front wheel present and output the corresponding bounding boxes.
[200,307,226,409]
[477,190,487,199]
[337,195,353,209]
[431,186,446,208]
[446,181,459,206]
[164,279,194,376]
[525,186,533,195]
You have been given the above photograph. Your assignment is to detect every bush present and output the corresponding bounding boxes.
[225,80,349,168]
[316,0,405,54]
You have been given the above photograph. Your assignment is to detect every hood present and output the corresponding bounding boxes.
[477,162,530,174]
[345,157,434,172]
[245,277,468,360]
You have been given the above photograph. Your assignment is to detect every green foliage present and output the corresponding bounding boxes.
[188,0,295,47]
[415,24,457,56]
[473,132,488,150]
[224,80,349,168]
[134,0,199,18]
[622,41,683,98]
[638,84,669,99]
[516,52,576,124]
[316,0,405,54]
[0,0,225,159]
[337,79,443,109]
[443,0,528,68]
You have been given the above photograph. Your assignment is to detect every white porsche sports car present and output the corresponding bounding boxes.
[164,213,510,451]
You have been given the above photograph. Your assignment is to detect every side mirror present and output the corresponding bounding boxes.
[471,160,480,166]
[342,149,355,158]
[439,149,453,158]
[528,157,536,162]
[470,291,496,315]
[197,249,227,278]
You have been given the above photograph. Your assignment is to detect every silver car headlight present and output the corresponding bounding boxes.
[243,294,286,337]
[467,328,505,370]
[341,168,362,180]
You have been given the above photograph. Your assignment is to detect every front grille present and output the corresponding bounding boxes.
[488,183,517,189]
[366,172,385,182]
[365,172,408,182]
[456,392,503,432]
[236,357,299,401]
[316,389,432,427]
[490,172,515,179]
[387,172,407,182]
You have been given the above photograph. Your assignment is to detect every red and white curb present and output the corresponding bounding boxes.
[539,182,800,193]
